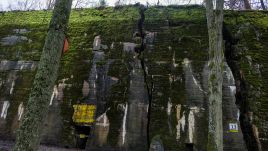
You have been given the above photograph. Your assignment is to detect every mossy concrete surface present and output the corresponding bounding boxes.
[0,6,267,151]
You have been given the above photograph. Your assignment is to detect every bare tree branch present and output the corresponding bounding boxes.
[46,0,56,9]
[72,0,97,8]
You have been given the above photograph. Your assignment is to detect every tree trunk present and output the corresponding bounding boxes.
[205,0,224,150]
[243,0,251,9]
[12,0,72,151]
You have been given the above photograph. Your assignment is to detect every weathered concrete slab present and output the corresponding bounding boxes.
[0,60,37,71]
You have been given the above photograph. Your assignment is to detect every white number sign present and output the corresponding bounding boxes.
[229,123,238,132]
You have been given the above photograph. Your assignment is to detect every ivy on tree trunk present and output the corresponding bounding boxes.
[12,0,72,150]
[205,0,224,150]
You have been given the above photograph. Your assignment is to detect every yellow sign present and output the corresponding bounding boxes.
[79,134,87,138]
[72,104,96,124]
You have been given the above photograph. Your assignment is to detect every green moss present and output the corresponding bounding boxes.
[225,10,268,147]
[1,6,268,150]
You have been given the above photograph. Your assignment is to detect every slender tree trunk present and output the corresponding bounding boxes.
[243,0,251,9]
[12,0,72,151]
[205,0,224,150]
